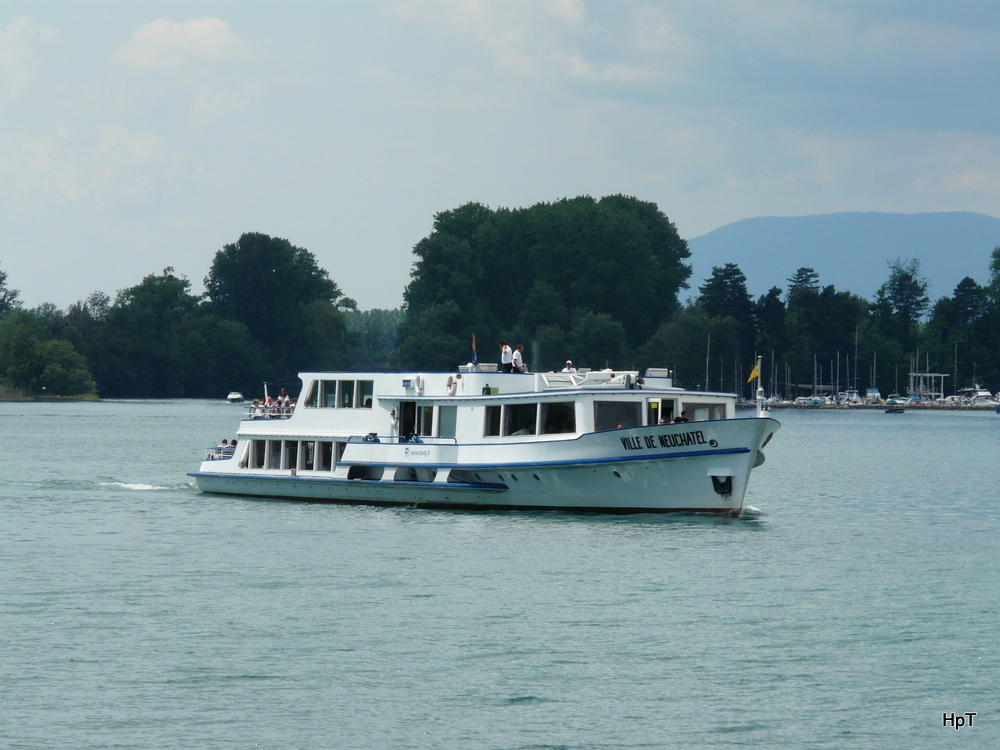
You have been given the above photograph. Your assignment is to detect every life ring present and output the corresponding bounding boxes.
[446,375,458,396]
[414,374,425,394]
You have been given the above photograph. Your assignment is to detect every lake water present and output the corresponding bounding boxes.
[1,400,997,749]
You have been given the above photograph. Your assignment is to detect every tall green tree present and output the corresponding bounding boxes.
[395,195,691,369]
[871,257,929,354]
[638,307,740,390]
[344,308,405,370]
[0,266,21,316]
[0,308,95,395]
[698,263,754,359]
[754,287,786,355]
[204,232,355,379]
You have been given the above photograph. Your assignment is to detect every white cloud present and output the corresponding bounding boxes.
[0,16,60,98]
[113,17,254,71]
[386,0,600,76]
[1,124,194,207]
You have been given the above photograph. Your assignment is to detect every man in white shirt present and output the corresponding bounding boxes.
[500,340,513,372]
[512,344,524,373]
[562,360,576,373]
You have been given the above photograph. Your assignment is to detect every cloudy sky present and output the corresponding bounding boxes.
[2,1,999,310]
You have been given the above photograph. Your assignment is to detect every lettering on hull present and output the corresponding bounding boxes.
[620,430,710,452]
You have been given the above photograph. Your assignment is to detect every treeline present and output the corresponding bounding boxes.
[0,233,399,398]
[2,195,999,398]
[393,196,1000,397]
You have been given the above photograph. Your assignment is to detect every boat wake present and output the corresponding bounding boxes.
[98,480,171,491]
[741,505,763,518]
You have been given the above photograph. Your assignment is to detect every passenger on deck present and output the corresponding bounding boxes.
[673,410,689,423]
[251,399,264,418]
[500,340,513,372]
[562,360,576,373]
[512,344,525,373]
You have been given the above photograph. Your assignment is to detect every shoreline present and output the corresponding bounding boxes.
[738,402,998,411]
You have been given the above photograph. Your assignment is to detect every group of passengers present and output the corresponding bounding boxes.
[207,438,237,460]
[250,387,296,419]
[499,341,592,376]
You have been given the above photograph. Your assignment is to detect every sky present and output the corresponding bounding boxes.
[2,1,1000,311]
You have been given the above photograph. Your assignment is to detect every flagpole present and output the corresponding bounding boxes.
[755,355,764,416]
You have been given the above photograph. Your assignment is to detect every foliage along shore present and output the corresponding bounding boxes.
[2,194,999,400]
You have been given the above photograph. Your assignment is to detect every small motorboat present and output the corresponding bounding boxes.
[226,391,244,403]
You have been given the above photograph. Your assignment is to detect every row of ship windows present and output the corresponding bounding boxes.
[302,380,375,409]
[412,399,726,439]
[240,439,346,471]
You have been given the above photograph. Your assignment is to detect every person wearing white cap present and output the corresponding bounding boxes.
[561,360,576,373]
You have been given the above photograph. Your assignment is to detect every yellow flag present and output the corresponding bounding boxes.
[747,360,760,383]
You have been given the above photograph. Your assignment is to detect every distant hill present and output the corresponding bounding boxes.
[685,212,1000,302]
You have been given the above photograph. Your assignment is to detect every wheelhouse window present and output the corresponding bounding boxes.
[304,381,318,408]
[541,402,576,434]
[339,380,355,408]
[484,405,501,436]
[322,380,337,408]
[504,403,537,436]
[359,380,374,408]
[594,401,642,431]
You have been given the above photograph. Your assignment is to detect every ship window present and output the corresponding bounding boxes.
[594,401,642,431]
[318,441,333,471]
[484,405,501,436]
[302,441,315,470]
[251,440,266,469]
[359,380,374,408]
[437,405,457,438]
[284,440,298,469]
[322,380,337,408]
[339,380,355,409]
[267,440,282,469]
[647,399,676,424]
[504,403,537,436]
[541,402,575,434]
[684,402,726,421]
[416,405,433,436]
[304,381,318,408]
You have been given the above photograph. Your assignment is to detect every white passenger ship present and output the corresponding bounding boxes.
[189,367,779,514]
